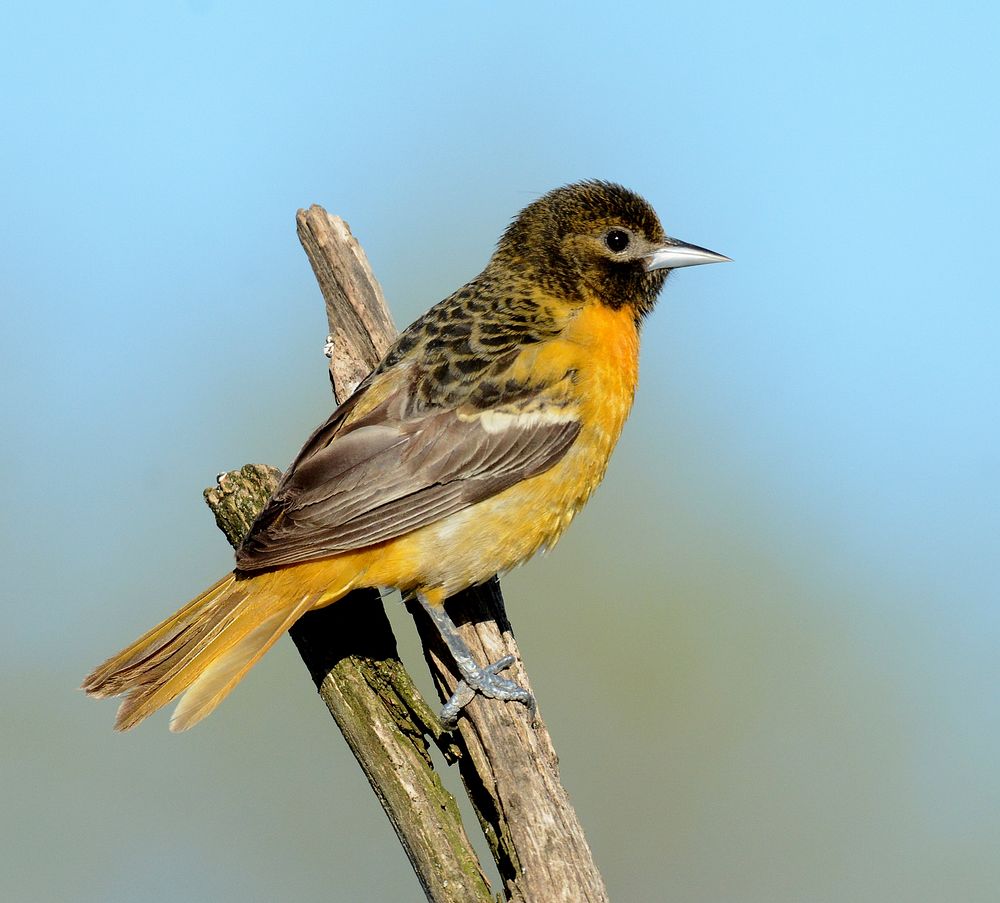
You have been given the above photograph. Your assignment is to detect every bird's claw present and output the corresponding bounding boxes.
[440,654,536,729]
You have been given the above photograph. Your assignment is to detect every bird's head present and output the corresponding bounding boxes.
[495,180,729,321]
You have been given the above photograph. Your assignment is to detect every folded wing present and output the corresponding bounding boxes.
[236,366,580,571]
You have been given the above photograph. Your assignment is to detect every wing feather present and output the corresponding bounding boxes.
[236,367,580,572]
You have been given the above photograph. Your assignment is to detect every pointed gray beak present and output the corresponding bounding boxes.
[644,238,731,271]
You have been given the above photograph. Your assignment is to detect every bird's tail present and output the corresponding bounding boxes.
[82,563,358,732]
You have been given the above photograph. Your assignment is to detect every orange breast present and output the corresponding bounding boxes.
[357,299,641,597]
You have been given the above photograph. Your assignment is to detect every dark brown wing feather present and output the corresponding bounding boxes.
[236,369,580,572]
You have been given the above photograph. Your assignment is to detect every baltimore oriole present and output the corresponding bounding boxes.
[84,180,728,732]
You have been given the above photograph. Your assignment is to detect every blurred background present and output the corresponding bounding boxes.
[3,2,998,901]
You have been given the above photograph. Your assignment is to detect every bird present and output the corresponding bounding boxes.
[83,180,729,732]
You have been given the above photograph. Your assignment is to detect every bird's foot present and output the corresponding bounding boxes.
[417,593,536,729]
[441,654,536,728]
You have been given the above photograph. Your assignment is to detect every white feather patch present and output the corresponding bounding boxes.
[475,408,577,435]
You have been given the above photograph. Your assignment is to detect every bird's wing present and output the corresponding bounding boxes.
[235,364,581,571]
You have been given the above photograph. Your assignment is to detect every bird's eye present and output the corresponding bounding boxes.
[604,229,630,253]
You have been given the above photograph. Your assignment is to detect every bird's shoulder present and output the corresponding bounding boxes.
[365,270,584,415]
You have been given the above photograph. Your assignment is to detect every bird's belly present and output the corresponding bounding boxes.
[364,411,626,598]
[413,461,591,593]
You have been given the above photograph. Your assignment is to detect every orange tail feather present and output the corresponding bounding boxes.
[83,563,359,731]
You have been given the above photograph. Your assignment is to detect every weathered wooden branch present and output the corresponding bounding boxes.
[205,463,487,902]
[203,206,608,902]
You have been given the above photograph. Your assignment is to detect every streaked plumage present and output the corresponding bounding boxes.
[84,180,728,731]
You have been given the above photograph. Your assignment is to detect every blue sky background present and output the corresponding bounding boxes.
[3,2,998,901]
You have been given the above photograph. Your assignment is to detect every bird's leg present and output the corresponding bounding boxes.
[417,594,536,728]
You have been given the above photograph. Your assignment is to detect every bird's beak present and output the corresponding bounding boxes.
[644,238,732,271]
